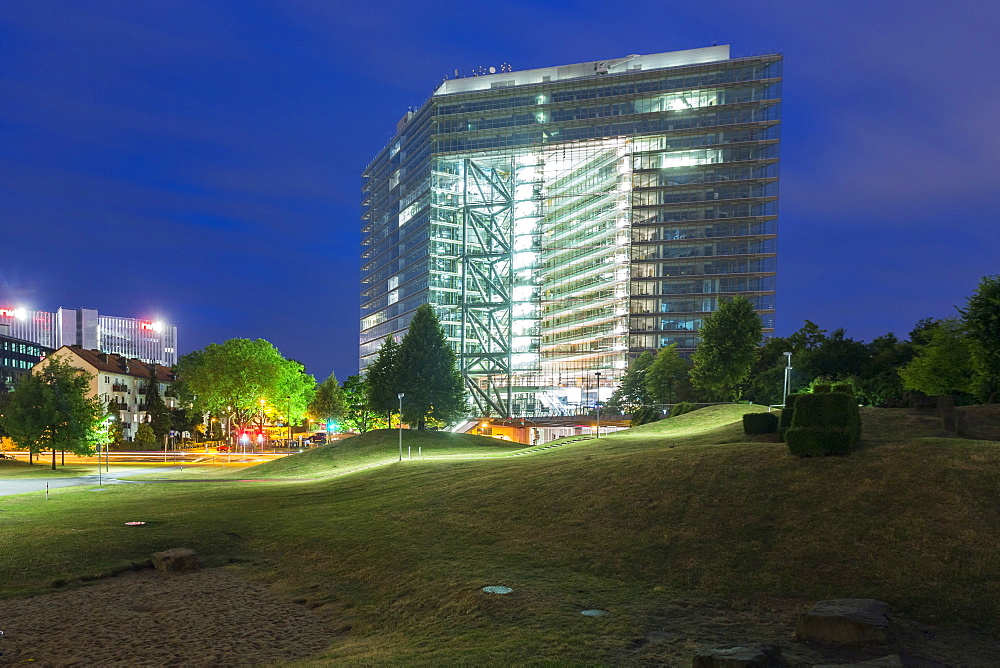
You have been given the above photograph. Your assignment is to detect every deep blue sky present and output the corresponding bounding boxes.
[2,1,997,381]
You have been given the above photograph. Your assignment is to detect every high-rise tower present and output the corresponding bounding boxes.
[361,46,781,417]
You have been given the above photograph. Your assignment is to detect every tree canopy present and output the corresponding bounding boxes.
[365,335,401,419]
[899,318,972,397]
[606,351,654,410]
[341,374,384,433]
[174,338,316,436]
[308,373,347,424]
[689,296,762,401]
[0,356,110,469]
[645,344,693,404]
[960,275,1000,403]
[395,304,466,428]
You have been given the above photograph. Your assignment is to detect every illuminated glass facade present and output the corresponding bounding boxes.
[361,46,780,417]
[0,307,178,366]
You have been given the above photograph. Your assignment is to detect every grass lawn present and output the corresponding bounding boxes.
[1,405,997,664]
[0,458,100,478]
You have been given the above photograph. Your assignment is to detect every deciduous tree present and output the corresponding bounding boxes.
[342,374,383,433]
[309,373,347,425]
[960,275,1000,403]
[689,296,762,401]
[0,357,110,469]
[645,344,693,404]
[174,338,316,438]
[899,318,973,397]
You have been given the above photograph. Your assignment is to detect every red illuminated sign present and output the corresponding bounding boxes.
[0,308,17,318]
[139,322,154,330]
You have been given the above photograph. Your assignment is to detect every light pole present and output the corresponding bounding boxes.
[397,392,404,461]
[259,398,266,452]
[594,371,602,438]
[782,352,793,406]
[286,395,292,449]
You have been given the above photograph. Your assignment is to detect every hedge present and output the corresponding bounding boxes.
[778,393,804,441]
[743,412,778,435]
[786,392,862,456]
[786,426,855,457]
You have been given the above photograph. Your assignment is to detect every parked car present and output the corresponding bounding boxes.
[216,444,233,452]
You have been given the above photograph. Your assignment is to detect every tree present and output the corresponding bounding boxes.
[365,335,401,421]
[689,296,762,401]
[174,338,316,439]
[796,328,870,382]
[309,373,347,425]
[0,357,110,469]
[144,365,172,444]
[342,374,384,433]
[606,351,655,410]
[960,275,1000,403]
[395,304,466,429]
[644,344,694,404]
[134,423,157,447]
[899,318,973,397]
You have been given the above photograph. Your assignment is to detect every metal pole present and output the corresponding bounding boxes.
[782,352,793,406]
[286,395,291,449]
[595,371,602,438]
[397,393,404,461]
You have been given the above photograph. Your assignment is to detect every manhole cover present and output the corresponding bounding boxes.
[581,609,609,617]
[124,521,146,526]
[482,585,513,594]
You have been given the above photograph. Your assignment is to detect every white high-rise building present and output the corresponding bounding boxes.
[0,305,178,366]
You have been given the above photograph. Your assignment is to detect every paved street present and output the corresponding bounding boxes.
[0,466,185,497]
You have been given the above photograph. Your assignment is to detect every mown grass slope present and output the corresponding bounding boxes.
[0,405,997,664]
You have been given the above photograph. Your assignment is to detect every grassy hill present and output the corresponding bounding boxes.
[0,405,997,664]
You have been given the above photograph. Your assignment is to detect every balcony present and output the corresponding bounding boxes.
[111,383,128,393]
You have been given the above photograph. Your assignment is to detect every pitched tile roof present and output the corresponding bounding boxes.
[60,346,175,383]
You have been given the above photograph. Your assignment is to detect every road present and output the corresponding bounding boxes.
[0,466,186,497]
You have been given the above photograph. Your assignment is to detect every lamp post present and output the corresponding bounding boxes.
[397,392,404,461]
[594,371,602,438]
[782,352,793,406]
[286,395,292,449]
[259,398,266,452]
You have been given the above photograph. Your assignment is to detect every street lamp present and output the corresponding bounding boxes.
[782,352,793,406]
[594,371,602,438]
[259,398,266,452]
[285,395,292,449]
[397,392,404,461]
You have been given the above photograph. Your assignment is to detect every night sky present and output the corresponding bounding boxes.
[2,1,997,382]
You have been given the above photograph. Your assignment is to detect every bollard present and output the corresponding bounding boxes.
[46,481,49,500]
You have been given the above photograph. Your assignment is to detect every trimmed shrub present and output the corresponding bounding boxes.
[786,392,862,456]
[778,393,804,441]
[786,426,854,457]
[669,402,698,418]
[832,383,854,395]
[743,412,778,435]
[812,383,833,394]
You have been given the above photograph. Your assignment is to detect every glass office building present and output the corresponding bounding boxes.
[361,46,780,417]
[0,306,178,366]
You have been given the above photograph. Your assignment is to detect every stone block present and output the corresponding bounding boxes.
[795,599,890,645]
[150,548,200,573]
[692,643,784,667]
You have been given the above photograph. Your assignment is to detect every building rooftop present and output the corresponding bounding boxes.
[61,346,175,383]
[432,45,731,97]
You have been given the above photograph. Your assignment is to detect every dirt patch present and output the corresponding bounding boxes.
[0,568,337,666]
[610,596,998,666]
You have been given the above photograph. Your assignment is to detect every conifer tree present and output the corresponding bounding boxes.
[365,335,401,421]
[395,304,466,429]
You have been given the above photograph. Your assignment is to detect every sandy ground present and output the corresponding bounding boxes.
[0,568,337,666]
[1,570,996,666]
